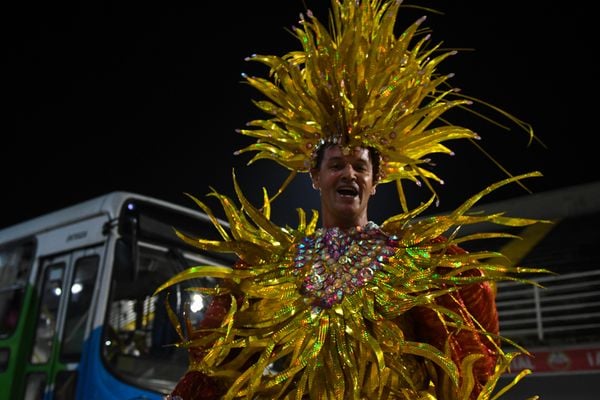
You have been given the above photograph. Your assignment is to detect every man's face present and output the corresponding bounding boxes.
[311,145,376,228]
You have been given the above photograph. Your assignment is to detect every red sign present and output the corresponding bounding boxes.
[507,346,600,374]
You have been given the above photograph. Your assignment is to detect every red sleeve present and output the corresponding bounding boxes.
[170,259,249,399]
[410,236,500,399]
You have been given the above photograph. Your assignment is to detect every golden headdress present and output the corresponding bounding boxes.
[236,0,534,210]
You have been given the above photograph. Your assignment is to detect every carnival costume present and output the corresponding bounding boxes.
[155,1,546,399]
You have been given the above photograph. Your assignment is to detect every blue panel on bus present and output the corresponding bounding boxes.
[76,327,164,400]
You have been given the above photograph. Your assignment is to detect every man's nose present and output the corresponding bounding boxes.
[341,164,357,179]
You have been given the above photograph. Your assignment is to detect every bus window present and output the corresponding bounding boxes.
[31,263,65,364]
[55,369,78,400]
[0,241,35,337]
[61,255,99,362]
[24,372,46,400]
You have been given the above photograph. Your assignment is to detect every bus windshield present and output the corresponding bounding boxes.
[103,198,233,394]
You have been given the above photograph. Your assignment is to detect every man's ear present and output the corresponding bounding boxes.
[371,183,377,195]
[310,169,319,190]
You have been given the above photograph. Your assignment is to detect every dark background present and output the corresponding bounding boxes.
[3,0,597,229]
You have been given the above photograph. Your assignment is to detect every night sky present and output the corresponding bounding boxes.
[3,0,596,230]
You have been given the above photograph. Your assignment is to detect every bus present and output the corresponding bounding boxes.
[0,191,234,400]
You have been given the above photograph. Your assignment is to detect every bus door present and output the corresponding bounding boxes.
[20,247,102,400]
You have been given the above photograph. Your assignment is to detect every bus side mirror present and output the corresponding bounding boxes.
[114,216,140,282]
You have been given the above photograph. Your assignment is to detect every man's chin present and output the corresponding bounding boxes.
[333,203,362,218]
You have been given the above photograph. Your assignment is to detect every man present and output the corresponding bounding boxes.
[163,141,507,399]
[158,1,544,398]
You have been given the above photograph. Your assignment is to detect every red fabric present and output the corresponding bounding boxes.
[169,295,230,399]
[170,371,221,400]
[411,236,500,399]
[169,265,244,399]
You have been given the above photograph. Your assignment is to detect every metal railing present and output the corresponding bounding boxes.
[496,269,600,344]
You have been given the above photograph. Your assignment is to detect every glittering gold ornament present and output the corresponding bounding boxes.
[235,0,535,210]
[155,2,549,399]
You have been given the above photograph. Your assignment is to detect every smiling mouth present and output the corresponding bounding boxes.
[337,187,359,197]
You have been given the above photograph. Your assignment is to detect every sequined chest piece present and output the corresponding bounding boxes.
[294,222,398,308]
